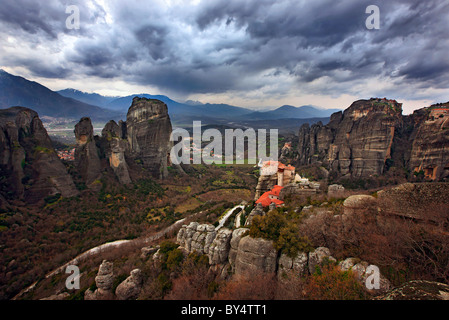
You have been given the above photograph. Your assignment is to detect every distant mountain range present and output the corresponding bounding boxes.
[0,70,121,121]
[0,69,340,130]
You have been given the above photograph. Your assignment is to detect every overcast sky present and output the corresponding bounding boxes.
[1,0,448,113]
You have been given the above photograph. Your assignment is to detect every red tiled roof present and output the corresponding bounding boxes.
[255,185,284,207]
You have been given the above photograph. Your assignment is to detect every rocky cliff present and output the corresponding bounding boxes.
[73,97,174,186]
[409,105,449,180]
[74,117,102,189]
[0,107,78,203]
[126,97,172,179]
[100,120,131,184]
[298,98,402,178]
[297,98,449,181]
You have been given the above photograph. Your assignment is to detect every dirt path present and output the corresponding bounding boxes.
[13,213,198,300]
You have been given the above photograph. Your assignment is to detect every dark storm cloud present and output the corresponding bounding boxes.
[0,0,448,101]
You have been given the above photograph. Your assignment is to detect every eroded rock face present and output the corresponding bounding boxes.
[234,236,278,277]
[208,228,233,265]
[377,280,449,300]
[343,195,377,215]
[297,99,403,178]
[308,247,336,274]
[115,269,143,300]
[244,203,265,226]
[278,252,308,280]
[228,228,249,270]
[85,260,115,300]
[177,222,217,255]
[338,257,391,294]
[101,120,131,184]
[74,117,102,188]
[0,107,78,203]
[126,97,172,179]
[409,106,449,181]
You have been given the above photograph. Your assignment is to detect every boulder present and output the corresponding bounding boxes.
[85,260,115,300]
[343,195,377,215]
[377,280,449,300]
[115,269,143,300]
[244,203,264,226]
[338,257,391,294]
[328,184,345,198]
[234,236,278,277]
[308,247,336,274]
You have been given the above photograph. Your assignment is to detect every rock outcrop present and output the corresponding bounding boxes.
[115,268,143,300]
[208,228,233,265]
[126,97,172,179]
[297,99,449,181]
[308,247,336,274]
[343,195,377,215]
[85,260,115,300]
[0,107,78,203]
[297,98,403,178]
[228,228,249,270]
[177,222,217,255]
[409,104,449,180]
[74,117,102,188]
[100,120,131,184]
[338,257,391,294]
[233,236,278,277]
[278,252,308,280]
[377,280,449,300]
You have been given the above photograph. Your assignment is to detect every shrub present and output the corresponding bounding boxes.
[304,264,366,300]
[249,210,312,257]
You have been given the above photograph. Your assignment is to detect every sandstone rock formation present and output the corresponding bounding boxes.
[0,107,78,203]
[100,120,131,184]
[297,99,403,178]
[338,257,391,294]
[177,222,217,255]
[308,247,336,274]
[376,182,449,221]
[115,268,143,300]
[377,280,449,300]
[278,252,308,280]
[74,117,102,188]
[244,203,265,226]
[233,236,278,277]
[85,260,115,300]
[409,105,449,180]
[343,195,377,215]
[228,228,249,269]
[126,97,172,179]
[208,228,233,265]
